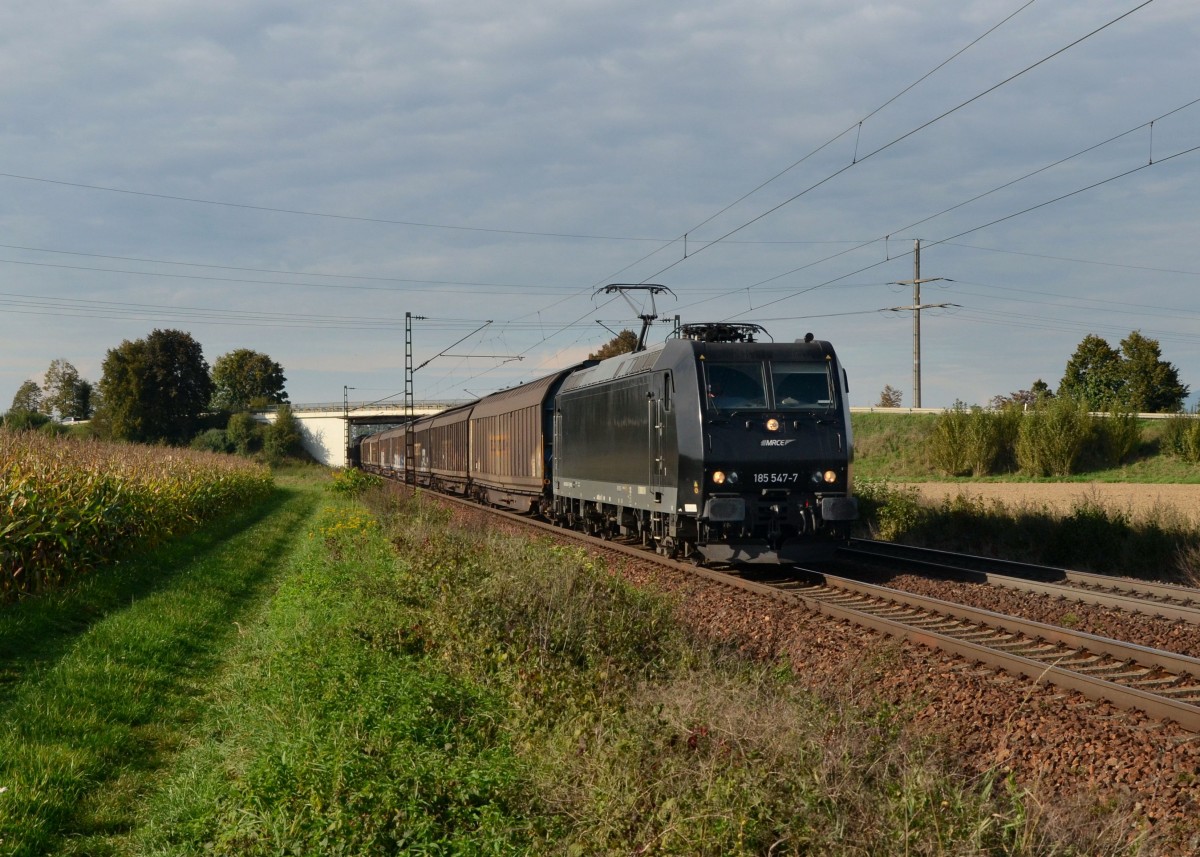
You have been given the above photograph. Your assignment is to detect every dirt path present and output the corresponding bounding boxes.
[901,481,1200,525]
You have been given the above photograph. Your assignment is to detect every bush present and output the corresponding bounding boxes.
[927,405,1022,477]
[1091,407,1141,468]
[1015,395,1091,476]
[854,479,927,541]
[927,404,972,477]
[264,404,304,460]
[190,428,232,453]
[1162,410,1200,463]
[328,467,382,496]
[2,409,51,432]
[225,411,262,455]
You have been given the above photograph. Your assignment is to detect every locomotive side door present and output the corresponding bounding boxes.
[648,371,671,499]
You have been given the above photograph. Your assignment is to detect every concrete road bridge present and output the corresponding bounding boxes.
[254,400,467,467]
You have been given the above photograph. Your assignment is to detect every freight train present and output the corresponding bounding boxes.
[357,321,857,564]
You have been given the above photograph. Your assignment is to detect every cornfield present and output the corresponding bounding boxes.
[1,429,273,601]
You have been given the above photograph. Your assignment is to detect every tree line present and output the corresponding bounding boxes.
[877,330,1190,413]
[4,329,301,456]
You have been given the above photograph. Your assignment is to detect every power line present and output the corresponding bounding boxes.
[474,0,1050,355]
[0,172,674,242]
[595,0,1044,285]
[698,95,1200,322]
[944,241,1200,278]
[636,0,1157,286]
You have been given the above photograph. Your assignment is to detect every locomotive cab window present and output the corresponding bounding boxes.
[771,362,834,409]
[704,363,767,411]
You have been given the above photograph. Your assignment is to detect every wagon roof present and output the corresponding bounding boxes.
[470,366,576,419]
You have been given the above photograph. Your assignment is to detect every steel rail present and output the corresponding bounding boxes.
[842,539,1200,624]
[404,485,1200,732]
[791,571,1200,680]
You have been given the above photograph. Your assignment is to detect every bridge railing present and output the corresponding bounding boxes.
[265,400,471,414]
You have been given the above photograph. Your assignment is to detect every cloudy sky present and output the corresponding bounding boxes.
[2,0,1198,412]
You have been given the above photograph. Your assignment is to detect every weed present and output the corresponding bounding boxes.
[854,479,927,540]
[326,465,382,496]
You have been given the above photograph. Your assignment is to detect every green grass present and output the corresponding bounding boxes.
[0,471,1154,855]
[131,495,531,856]
[0,476,319,856]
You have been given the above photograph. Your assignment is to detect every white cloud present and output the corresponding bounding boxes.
[1,0,1199,412]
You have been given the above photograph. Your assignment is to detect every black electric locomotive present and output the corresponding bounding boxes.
[359,321,856,565]
[552,322,856,563]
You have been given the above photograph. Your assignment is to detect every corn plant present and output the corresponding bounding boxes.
[1,430,272,600]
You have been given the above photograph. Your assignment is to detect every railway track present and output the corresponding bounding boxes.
[771,569,1200,732]
[420,488,1200,734]
[840,538,1200,625]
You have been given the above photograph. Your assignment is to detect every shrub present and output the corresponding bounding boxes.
[853,479,926,541]
[962,406,1021,476]
[328,467,382,496]
[2,409,51,432]
[1162,410,1200,463]
[190,428,232,453]
[264,404,305,460]
[225,411,262,455]
[928,404,1021,477]
[927,404,972,477]
[1015,395,1091,476]
[1091,407,1141,468]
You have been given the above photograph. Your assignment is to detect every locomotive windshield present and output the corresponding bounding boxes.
[705,360,834,412]
[772,362,834,409]
[704,363,767,410]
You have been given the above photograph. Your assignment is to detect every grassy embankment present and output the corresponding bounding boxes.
[1,467,1150,855]
[852,411,1200,483]
[851,413,1200,580]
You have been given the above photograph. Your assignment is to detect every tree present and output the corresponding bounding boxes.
[40,359,93,420]
[990,380,1052,411]
[210,349,288,412]
[990,390,1032,410]
[71,380,95,421]
[1058,331,1189,414]
[876,385,903,408]
[10,380,42,414]
[96,329,214,444]
[1058,335,1124,410]
[1118,330,1188,413]
[588,330,638,361]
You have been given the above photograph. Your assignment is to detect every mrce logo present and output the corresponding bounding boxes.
[760,439,797,447]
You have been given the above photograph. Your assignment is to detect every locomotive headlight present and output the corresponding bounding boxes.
[712,470,726,485]
[822,470,838,484]
[765,418,780,432]
[727,471,739,485]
